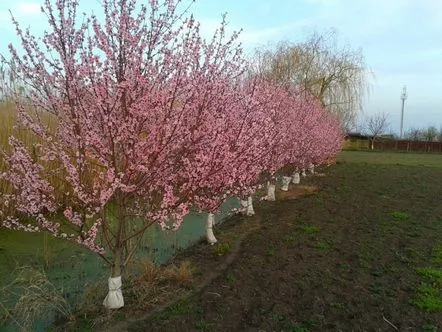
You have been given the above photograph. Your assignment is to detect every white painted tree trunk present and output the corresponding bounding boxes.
[103,276,124,309]
[240,198,248,215]
[281,176,292,191]
[308,163,315,175]
[206,213,217,245]
[247,196,255,216]
[292,172,300,184]
[267,183,276,201]
[301,169,307,177]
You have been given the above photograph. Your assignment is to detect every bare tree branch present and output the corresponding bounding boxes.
[251,29,371,128]
[364,112,389,149]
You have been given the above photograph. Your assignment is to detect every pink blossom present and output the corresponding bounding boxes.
[1,0,343,268]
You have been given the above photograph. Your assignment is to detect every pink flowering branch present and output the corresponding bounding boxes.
[1,1,344,301]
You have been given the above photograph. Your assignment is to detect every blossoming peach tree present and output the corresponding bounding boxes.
[0,0,344,310]
[0,0,254,308]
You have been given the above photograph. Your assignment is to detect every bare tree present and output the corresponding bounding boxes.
[423,126,438,142]
[252,29,370,128]
[364,112,389,150]
[405,128,424,141]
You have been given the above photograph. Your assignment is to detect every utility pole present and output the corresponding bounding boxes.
[400,86,408,139]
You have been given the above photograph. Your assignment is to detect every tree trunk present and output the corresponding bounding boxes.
[103,193,125,309]
[206,213,217,245]
[246,196,255,216]
[240,196,255,215]
[292,172,300,184]
[267,182,276,201]
[103,247,124,309]
[240,198,248,214]
[281,176,291,191]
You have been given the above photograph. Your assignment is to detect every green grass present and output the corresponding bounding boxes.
[291,327,309,332]
[194,320,215,330]
[413,255,442,313]
[314,241,330,251]
[269,311,285,322]
[338,150,442,168]
[290,317,318,332]
[226,274,236,285]
[212,243,231,256]
[431,245,442,266]
[423,324,438,332]
[282,234,296,243]
[329,301,346,310]
[299,225,319,234]
[411,283,442,312]
[390,211,409,221]
[416,268,442,283]
[266,245,276,257]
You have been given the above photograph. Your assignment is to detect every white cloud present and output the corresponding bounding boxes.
[304,0,341,5]
[0,2,43,24]
[239,20,315,49]
[16,2,41,15]
[197,16,315,52]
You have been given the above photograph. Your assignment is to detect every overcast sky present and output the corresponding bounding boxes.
[1,0,442,134]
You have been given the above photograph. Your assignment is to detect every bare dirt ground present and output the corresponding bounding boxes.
[88,161,442,331]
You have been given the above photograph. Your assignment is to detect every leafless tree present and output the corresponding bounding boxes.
[405,128,424,141]
[438,126,442,142]
[364,112,389,149]
[252,29,370,129]
[423,126,438,142]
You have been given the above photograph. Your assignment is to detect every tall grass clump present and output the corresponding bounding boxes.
[0,266,73,331]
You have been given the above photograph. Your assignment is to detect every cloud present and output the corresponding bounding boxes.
[0,2,46,55]
[239,19,317,48]
[16,2,41,15]
[0,2,43,30]
[197,16,315,52]
[304,0,341,5]
[0,2,43,22]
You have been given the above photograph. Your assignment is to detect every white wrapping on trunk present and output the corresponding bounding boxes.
[301,169,307,177]
[292,172,300,184]
[103,276,124,309]
[267,184,276,201]
[206,213,217,245]
[281,176,292,191]
[247,196,255,216]
[240,199,248,215]
[309,163,315,175]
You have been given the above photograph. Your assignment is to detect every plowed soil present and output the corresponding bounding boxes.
[109,161,442,331]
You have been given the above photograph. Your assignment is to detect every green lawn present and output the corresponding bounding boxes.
[338,150,442,168]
